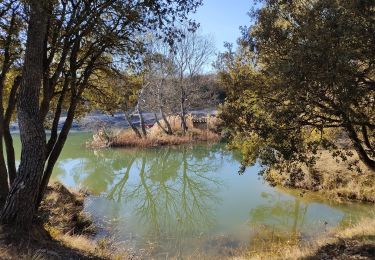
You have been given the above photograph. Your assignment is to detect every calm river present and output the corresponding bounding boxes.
[13,132,373,258]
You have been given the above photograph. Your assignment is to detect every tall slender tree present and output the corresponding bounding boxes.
[0,0,48,228]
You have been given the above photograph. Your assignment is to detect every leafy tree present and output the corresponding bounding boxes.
[0,0,23,197]
[0,0,203,230]
[219,0,375,174]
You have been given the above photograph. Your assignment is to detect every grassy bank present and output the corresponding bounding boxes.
[235,217,375,259]
[265,150,375,203]
[0,183,136,260]
[235,150,375,259]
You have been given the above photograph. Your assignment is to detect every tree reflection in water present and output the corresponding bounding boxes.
[247,191,374,252]
[50,139,373,258]
[249,193,308,245]
[93,145,225,257]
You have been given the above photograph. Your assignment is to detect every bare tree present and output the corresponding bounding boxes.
[171,29,215,134]
[136,84,148,138]
[140,32,216,135]
[141,42,176,135]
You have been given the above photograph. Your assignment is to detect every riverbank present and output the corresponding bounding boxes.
[264,150,375,203]
[1,183,372,260]
[0,183,135,259]
[237,217,375,259]
[234,150,375,259]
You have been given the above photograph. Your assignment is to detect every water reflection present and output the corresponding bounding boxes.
[120,147,222,257]
[247,191,374,251]
[249,193,308,239]
[40,134,373,258]
[54,144,227,257]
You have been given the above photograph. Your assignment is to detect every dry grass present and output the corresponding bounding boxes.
[39,182,95,235]
[112,127,220,148]
[249,151,375,259]
[41,183,139,259]
[233,218,375,260]
[48,230,135,260]
[265,150,375,203]
[338,218,375,239]
[88,114,222,149]
[240,226,305,260]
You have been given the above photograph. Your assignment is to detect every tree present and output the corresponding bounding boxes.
[140,41,176,135]
[219,0,375,173]
[1,0,48,227]
[131,32,218,137]
[138,30,217,135]
[0,0,23,197]
[170,29,215,134]
[0,0,203,230]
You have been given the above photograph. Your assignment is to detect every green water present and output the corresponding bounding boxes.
[13,133,374,258]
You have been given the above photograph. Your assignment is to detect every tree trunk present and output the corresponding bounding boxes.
[0,1,48,229]
[137,103,147,138]
[4,76,21,186]
[180,114,188,134]
[0,105,8,199]
[160,109,173,135]
[46,75,68,156]
[0,12,17,200]
[345,123,375,171]
[37,95,78,208]
[361,125,374,156]
[180,99,188,135]
[37,41,91,208]
[156,84,172,135]
[38,35,100,208]
[124,111,142,139]
[179,85,188,134]
[0,139,9,199]
[154,113,169,135]
[3,130,16,185]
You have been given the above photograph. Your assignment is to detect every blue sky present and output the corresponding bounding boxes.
[192,0,255,52]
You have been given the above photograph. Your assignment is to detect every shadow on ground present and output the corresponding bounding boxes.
[0,224,102,259]
[304,238,375,260]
